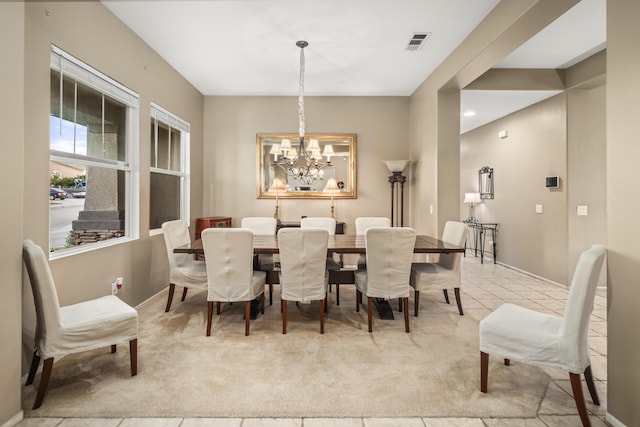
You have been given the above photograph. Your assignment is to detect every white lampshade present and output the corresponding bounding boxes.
[464,192,481,204]
[269,144,282,156]
[323,177,340,192]
[307,139,320,151]
[280,138,292,150]
[269,177,287,192]
[383,160,410,173]
[322,144,335,156]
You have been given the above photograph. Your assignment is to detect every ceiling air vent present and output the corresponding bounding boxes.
[406,33,431,51]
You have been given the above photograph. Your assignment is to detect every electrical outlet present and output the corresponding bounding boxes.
[535,204,543,214]
[112,277,123,295]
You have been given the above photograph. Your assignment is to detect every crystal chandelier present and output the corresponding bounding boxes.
[269,41,334,186]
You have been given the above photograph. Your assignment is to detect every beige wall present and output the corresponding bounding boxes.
[607,0,640,424]
[16,0,204,411]
[0,2,25,424]
[460,95,570,283]
[203,96,410,231]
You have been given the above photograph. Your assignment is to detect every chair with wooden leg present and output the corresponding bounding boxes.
[479,244,606,427]
[161,220,208,312]
[201,228,266,336]
[23,239,138,409]
[278,228,329,334]
[354,227,416,333]
[410,220,467,316]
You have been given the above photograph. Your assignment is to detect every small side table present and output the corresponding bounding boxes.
[463,220,498,264]
[195,216,232,239]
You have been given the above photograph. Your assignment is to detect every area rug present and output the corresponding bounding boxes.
[22,287,550,418]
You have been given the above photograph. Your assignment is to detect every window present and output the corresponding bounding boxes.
[149,103,190,230]
[49,46,139,256]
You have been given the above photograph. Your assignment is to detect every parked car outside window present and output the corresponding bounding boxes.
[50,188,68,200]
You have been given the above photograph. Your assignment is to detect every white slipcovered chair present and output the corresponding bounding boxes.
[355,227,416,333]
[201,228,266,336]
[410,220,467,316]
[355,217,391,269]
[300,216,345,299]
[241,217,278,303]
[23,239,138,409]
[162,220,208,312]
[479,244,606,427]
[278,228,330,334]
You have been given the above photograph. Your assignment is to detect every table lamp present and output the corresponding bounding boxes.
[269,177,287,221]
[464,192,481,222]
[323,177,340,218]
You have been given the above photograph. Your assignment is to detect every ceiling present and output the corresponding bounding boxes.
[103,0,606,133]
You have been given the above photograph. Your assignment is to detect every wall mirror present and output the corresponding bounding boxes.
[257,133,357,199]
[479,166,494,199]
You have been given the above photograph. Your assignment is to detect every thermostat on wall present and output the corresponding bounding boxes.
[545,176,560,188]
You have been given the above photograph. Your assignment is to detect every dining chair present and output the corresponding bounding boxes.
[241,217,278,304]
[354,227,416,333]
[300,216,346,301]
[479,244,606,427]
[161,220,208,312]
[201,228,266,336]
[410,220,467,316]
[278,228,330,334]
[355,217,391,269]
[23,239,138,409]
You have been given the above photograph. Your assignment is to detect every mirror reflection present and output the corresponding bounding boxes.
[257,133,356,199]
[479,166,494,199]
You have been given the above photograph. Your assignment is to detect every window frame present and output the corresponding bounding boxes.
[49,46,140,259]
[149,102,191,232]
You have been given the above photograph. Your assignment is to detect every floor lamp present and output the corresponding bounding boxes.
[383,160,410,227]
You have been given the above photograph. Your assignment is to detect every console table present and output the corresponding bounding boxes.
[463,220,498,264]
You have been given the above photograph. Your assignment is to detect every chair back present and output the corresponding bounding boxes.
[162,220,194,269]
[202,228,256,301]
[278,228,329,302]
[364,227,416,298]
[438,221,467,270]
[300,217,336,236]
[355,217,390,235]
[23,240,63,348]
[560,244,606,364]
[241,217,277,236]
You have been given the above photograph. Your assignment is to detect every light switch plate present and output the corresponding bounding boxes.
[536,204,543,214]
[577,205,588,216]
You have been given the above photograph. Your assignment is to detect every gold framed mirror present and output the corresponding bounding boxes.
[257,133,357,199]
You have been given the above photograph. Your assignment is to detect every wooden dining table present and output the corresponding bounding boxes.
[173,234,465,256]
[174,233,464,320]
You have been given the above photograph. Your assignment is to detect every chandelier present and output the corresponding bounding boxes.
[268,41,334,186]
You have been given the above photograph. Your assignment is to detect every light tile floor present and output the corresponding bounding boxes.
[17,254,609,427]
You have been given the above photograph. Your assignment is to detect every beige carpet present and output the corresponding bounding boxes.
[23,287,550,418]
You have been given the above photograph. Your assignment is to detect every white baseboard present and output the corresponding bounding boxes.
[606,412,627,427]
[1,411,23,427]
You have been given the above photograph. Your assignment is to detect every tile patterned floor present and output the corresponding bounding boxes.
[17,254,609,427]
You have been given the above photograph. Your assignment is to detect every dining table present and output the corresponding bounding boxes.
[174,233,465,320]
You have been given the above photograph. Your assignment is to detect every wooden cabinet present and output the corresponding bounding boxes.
[195,216,232,239]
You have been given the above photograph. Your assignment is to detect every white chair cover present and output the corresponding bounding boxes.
[278,228,329,303]
[241,217,277,271]
[355,217,391,235]
[202,228,266,303]
[355,217,391,268]
[479,244,606,373]
[300,217,340,270]
[355,227,416,299]
[240,217,277,235]
[162,220,207,290]
[410,221,467,315]
[300,217,336,235]
[23,240,138,360]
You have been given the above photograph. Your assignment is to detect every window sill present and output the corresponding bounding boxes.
[49,235,136,261]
